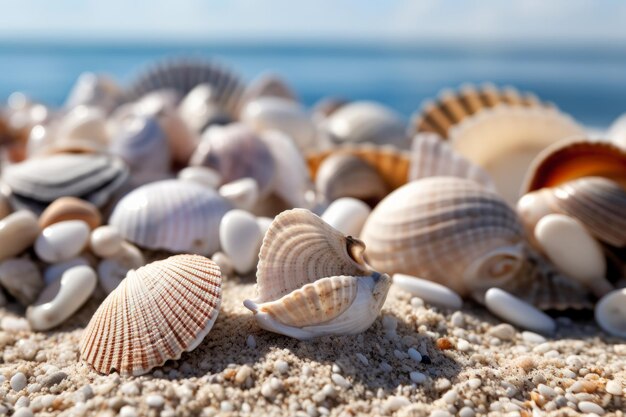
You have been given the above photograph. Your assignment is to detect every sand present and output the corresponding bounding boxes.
[0,270,625,417]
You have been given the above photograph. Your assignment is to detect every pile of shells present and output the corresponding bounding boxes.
[1,58,626,376]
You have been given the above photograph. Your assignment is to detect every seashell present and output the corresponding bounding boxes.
[238,73,298,113]
[608,113,626,149]
[241,97,319,152]
[53,106,110,153]
[27,265,97,331]
[190,124,276,196]
[35,220,90,263]
[306,144,410,193]
[177,166,222,189]
[39,197,102,230]
[64,72,124,113]
[324,101,409,149]
[484,288,556,335]
[218,178,259,212]
[392,274,462,310]
[448,105,585,204]
[80,254,222,376]
[97,242,145,294]
[219,210,264,274]
[0,192,12,221]
[244,209,391,340]
[0,257,44,306]
[409,132,495,190]
[595,288,626,338]
[178,84,233,133]
[89,226,124,258]
[3,153,129,214]
[211,251,234,278]
[0,211,40,261]
[125,59,243,118]
[321,198,371,237]
[312,97,348,123]
[360,177,591,310]
[109,179,231,255]
[410,83,547,138]
[315,153,389,205]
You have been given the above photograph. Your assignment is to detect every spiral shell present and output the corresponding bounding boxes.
[80,254,222,376]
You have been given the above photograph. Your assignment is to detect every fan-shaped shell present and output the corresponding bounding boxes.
[2,153,129,214]
[410,83,548,138]
[190,123,276,196]
[109,179,231,255]
[80,254,222,376]
[324,101,409,149]
[124,59,244,117]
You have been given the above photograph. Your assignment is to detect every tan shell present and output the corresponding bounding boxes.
[80,254,222,376]
[410,83,548,138]
[306,144,410,192]
[39,197,102,230]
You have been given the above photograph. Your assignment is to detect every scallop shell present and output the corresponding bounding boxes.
[306,144,410,192]
[64,72,124,113]
[324,101,409,149]
[124,59,244,117]
[238,73,298,113]
[360,177,590,310]
[410,83,548,137]
[80,254,222,376]
[2,153,129,214]
[190,123,276,196]
[178,84,234,133]
[448,105,585,204]
[109,179,231,255]
[244,209,391,339]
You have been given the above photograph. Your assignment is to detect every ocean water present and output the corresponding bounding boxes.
[1,42,626,127]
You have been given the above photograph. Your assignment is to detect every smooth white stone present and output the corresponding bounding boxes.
[89,226,124,258]
[218,178,259,211]
[177,166,222,189]
[595,288,626,338]
[11,372,27,391]
[35,220,90,263]
[485,288,556,335]
[321,198,371,237]
[43,257,90,285]
[535,214,611,297]
[219,210,263,274]
[26,265,97,331]
[393,274,463,309]
[256,217,273,238]
[97,242,145,294]
[210,251,234,277]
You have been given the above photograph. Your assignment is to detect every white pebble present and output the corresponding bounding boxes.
[442,389,458,404]
[488,323,516,341]
[468,378,482,389]
[382,315,397,331]
[485,288,556,335]
[410,297,424,309]
[595,288,626,338]
[12,408,34,417]
[256,217,273,237]
[408,348,422,363]
[331,373,351,389]
[219,210,263,274]
[457,339,470,352]
[210,251,234,277]
[321,198,371,237]
[34,220,90,263]
[218,178,259,211]
[393,274,462,309]
[89,226,123,258]
[577,401,604,415]
[274,360,289,374]
[146,394,164,408]
[383,396,410,412]
[450,311,465,327]
[15,396,29,408]
[538,384,556,398]
[458,406,475,417]
[119,405,138,417]
[429,410,452,417]
[246,334,257,349]
[11,372,27,391]
[606,380,623,396]
[1,317,30,332]
[522,331,546,344]
[410,371,427,384]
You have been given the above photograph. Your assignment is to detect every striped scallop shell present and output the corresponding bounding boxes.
[360,177,590,309]
[124,59,244,117]
[410,83,548,138]
[2,153,129,214]
[80,254,222,376]
[109,179,231,255]
[324,101,409,149]
[307,144,410,192]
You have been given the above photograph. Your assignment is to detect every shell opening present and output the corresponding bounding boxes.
[346,236,368,270]
[463,244,525,299]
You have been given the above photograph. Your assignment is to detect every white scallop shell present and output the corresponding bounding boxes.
[80,254,222,375]
[109,179,231,254]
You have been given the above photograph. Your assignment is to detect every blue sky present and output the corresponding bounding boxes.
[1,0,626,43]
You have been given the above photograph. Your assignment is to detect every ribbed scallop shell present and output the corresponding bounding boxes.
[255,208,370,303]
[190,123,276,196]
[324,101,409,149]
[522,139,626,193]
[307,144,410,192]
[124,59,244,117]
[409,132,495,190]
[2,153,129,213]
[109,179,231,254]
[410,83,548,137]
[448,105,585,204]
[80,254,222,376]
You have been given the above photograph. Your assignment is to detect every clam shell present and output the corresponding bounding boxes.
[178,84,233,133]
[80,254,222,375]
[324,101,409,149]
[410,83,547,138]
[306,144,410,192]
[3,153,129,214]
[238,73,298,113]
[448,105,585,204]
[109,179,231,255]
[190,123,276,196]
[124,59,243,117]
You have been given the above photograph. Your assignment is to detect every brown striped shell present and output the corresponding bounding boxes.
[80,254,222,376]
[409,83,548,138]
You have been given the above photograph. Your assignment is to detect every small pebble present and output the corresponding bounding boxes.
[1,317,30,332]
[119,405,138,417]
[429,410,452,417]
[12,408,34,417]
[42,371,67,388]
[468,378,481,389]
[458,406,475,417]
[577,401,604,415]
[489,324,516,341]
[457,339,470,352]
[442,389,458,404]
[146,394,165,408]
[522,331,547,344]
[320,197,371,237]
[383,396,410,413]
[393,273,462,309]
[606,380,623,396]
[410,371,427,384]
[219,209,263,274]
[235,365,253,385]
[408,348,422,363]
[246,334,257,349]
[11,372,27,391]
[450,311,464,327]
[485,288,556,334]
[331,373,351,388]
[274,360,289,374]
